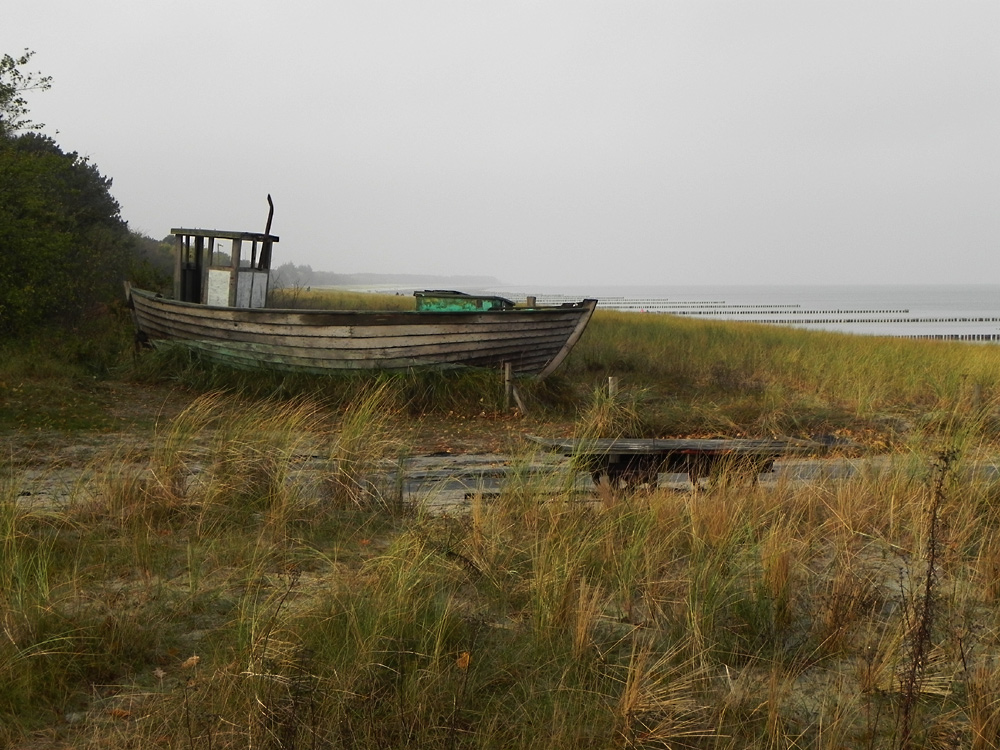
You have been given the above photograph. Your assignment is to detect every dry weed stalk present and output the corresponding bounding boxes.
[896,449,955,750]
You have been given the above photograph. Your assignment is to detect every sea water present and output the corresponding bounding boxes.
[486,284,1000,341]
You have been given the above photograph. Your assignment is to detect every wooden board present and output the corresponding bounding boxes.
[527,436,823,456]
[527,435,826,488]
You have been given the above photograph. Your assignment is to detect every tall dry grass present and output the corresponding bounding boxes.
[12,305,1000,745]
[9,414,1000,747]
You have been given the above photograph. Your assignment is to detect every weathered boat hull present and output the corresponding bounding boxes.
[128,287,596,378]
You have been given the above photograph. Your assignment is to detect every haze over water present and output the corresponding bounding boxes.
[487,284,1000,340]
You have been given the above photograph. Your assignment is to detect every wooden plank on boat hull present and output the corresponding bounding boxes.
[151,332,573,363]
[174,340,467,372]
[169,340,559,374]
[153,331,573,374]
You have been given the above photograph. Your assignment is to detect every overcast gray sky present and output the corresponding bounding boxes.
[5,2,998,287]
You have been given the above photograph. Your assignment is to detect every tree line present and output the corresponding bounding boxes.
[0,49,171,337]
[271,262,501,291]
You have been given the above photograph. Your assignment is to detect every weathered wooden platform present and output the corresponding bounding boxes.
[527,436,826,488]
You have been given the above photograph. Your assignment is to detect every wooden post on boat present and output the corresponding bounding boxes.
[173,233,183,301]
[259,194,275,270]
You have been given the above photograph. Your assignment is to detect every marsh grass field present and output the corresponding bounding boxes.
[6,292,1000,747]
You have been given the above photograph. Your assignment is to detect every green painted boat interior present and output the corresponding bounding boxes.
[413,290,516,312]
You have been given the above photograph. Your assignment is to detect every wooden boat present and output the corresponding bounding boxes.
[126,200,596,378]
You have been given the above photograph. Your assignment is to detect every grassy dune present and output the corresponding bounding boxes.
[568,311,1000,443]
[4,303,1000,746]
